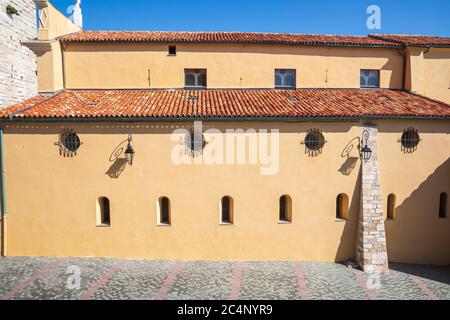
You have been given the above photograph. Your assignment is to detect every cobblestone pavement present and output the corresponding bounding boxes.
[0,257,448,300]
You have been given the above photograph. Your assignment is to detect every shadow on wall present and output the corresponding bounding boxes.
[334,136,362,262]
[339,137,360,176]
[386,157,450,266]
[334,166,361,263]
[106,158,127,179]
[105,139,129,179]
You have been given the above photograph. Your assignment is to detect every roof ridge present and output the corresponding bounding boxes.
[370,33,450,38]
[58,31,402,47]
[73,30,372,37]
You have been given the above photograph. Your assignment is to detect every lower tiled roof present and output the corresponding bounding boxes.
[1,89,449,120]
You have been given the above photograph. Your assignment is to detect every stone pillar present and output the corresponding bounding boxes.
[356,123,389,275]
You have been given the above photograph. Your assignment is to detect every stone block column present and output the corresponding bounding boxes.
[356,123,389,274]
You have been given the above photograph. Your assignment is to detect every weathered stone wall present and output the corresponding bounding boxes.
[356,123,389,274]
[0,0,37,108]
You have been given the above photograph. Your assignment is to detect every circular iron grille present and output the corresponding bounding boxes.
[62,132,81,153]
[304,131,325,151]
[401,128,420,149]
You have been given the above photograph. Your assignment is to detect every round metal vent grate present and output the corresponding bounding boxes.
[401,127,420,150]
[61,132,81,153]
[304,130,326,151]
[184,128,206,155]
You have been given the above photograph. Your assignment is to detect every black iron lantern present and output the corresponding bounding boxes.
[360,130,372,162]
[124,134,135,165]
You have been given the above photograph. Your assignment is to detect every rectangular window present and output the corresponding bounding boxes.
[275,69,296,88]
[168,45,176,55]
[360,69,380,88]
[185,69,207,89]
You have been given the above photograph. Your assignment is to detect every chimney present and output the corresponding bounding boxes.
[72,0,83,29]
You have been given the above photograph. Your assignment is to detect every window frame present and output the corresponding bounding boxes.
[275,69,297,89]
[220,196,234,225]
[279,195,292,224]
[96,197,111,227]
[336,193,349,221]
[387,194,396,220]
[168,45,177,56]
[184,68,207,89]
[157,197,171,226]
[360,69,380,88]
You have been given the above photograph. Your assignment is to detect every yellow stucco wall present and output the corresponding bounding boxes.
[377,121,450,265]
[62,43,404,90]
[35,41,64,93]
[2,120,449,264]
[406,47,450,104]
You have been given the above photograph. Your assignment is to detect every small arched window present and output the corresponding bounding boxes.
[387,194,396,220]
[439,193,448,219]
[221,196,234,224]
[158,197,171,225]
[279,195,292,223]
[336,194,349,220]
[96,197,110,226]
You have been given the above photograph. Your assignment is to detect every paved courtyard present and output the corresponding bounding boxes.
[0,257,448,300]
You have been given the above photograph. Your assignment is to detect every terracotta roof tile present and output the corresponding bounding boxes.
[0,95,49,117]
[1,89,449,120]
[369,34,450,47]
[58,31,399,47]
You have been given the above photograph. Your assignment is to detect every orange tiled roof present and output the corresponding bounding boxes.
[1,89,449,120]
[58,31,400,47]
[369,34,450,47]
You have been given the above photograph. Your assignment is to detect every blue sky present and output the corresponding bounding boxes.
[50,0,450,36]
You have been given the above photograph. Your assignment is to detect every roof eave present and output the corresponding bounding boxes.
[58,39,401,48]
[2,115,449,123]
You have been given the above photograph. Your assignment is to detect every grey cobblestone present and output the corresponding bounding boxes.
[0,256,57,297]
[12,258,116,300]
[166,261,234,300]
[239,262,299,300]
[302,262,368,300]
[92,260,175,300]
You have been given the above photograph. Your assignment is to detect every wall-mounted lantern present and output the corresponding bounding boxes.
[360,130,372,162]
[124,134,135,165]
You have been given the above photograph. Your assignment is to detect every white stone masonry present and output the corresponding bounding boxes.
[356,123,389,274]
[0,0,37,108]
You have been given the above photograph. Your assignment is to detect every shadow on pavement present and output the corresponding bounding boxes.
[389,262,450,285]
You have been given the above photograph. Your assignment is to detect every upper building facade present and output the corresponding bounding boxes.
[22,1,450,105]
